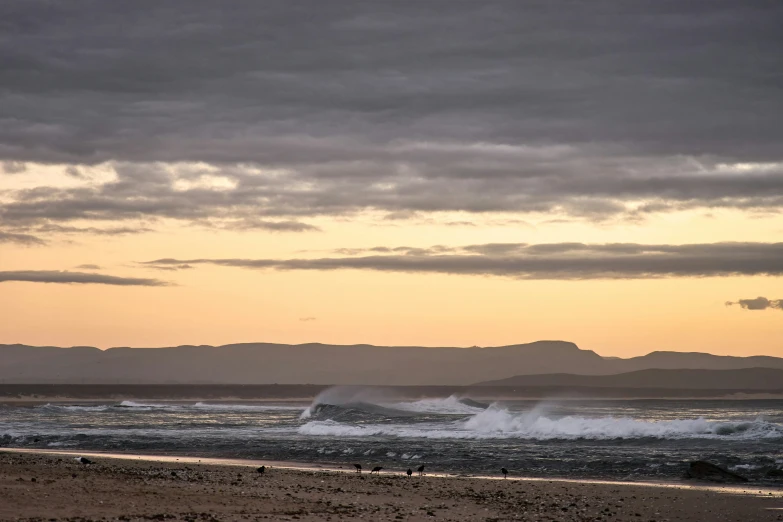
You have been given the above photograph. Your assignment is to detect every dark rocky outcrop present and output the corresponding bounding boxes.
[684,461,748,483]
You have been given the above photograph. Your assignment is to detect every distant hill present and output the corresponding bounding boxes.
[1,341,783,385]
[610,351,783,373]
[474,367,783,390]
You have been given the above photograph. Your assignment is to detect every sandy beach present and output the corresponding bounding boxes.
[1,450,781,521]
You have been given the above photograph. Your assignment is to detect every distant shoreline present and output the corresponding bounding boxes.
[1,383,783,403]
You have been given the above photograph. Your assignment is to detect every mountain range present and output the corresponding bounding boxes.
[2,341,783,386]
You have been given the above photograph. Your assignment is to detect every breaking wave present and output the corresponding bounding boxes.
[387,395,488,415]
[302,402,422,421]
[300,386,488,419]
[299,404,783,440]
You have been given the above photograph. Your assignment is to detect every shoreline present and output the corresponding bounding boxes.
[1,449,782,521]
[4,447,782,498]
[3,383,783,403]
[0,397,313,406]
[4,393,783,406]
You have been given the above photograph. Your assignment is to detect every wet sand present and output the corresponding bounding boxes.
[1,450,781,521]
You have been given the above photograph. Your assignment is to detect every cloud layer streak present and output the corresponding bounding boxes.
[0,231,45,246]
[0,271,169,286]
[144,242,783,280]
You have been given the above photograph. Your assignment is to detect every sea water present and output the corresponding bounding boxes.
[2,387,782,483]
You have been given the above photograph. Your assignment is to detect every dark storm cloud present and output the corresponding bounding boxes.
[0,270,169,286]
[143,241,783,280]
[725,297,783,311]
[1,2,782,230]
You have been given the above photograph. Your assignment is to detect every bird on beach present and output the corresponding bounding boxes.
[501,467,508,479]
[406,468,412,477]
[417,464,425,477]
[257,466,265,474]
[353,463,362,473]
[75,457,92,465]
[370,466,383,474]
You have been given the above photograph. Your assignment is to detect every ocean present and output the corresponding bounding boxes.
[2,386,782,483]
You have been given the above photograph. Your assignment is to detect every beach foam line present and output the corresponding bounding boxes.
[2,447,781,498]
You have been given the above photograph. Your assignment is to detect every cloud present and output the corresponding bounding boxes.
[299,317,317,322]
[143,241,783,280]
[64,166,85,179]
[74,264,101,270]
[332,246,450,256]
[227,219,321,232]
[0,230,45,246]
[2,161,26,174]
[34,224,155,236]
[725,297,783,311]
[0,270,169,286]
[0,223,152,243]
[0,2,782,234]
[143,263,193,272]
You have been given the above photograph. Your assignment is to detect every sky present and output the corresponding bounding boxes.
[1,2,782,357]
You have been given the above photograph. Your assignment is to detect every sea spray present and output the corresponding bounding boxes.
[299,402,783,440]
[300,386,487,419]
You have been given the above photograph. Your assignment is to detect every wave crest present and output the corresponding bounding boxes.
[299,404,783,440]
[300,386,488,419]
[388,396,488,415]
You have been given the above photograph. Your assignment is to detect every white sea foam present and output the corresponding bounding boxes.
[297,404,783,441]
[38,401,302,413]
[118,400,169,409]
[731,463,763,471]
[38,403,111,412]
[38,401,174,411]
[299,420,392,437]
